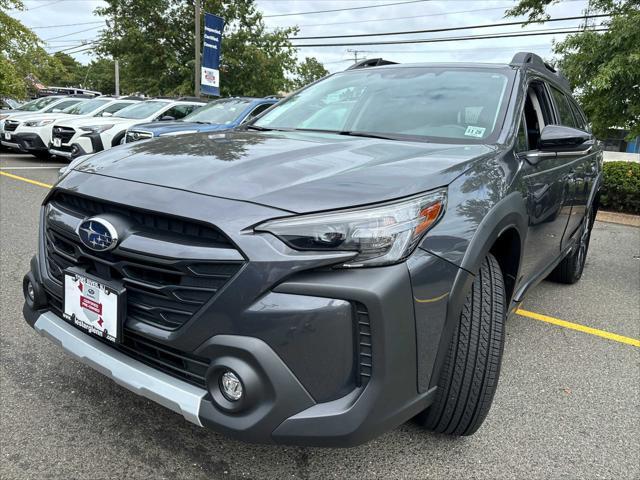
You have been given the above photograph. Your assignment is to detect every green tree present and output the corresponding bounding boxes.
[95,0,299,97]
[507,0,640,139]
[83,58,117,94]
[0,0,65,97]
[47,52,88,87]
[293,57,329,90]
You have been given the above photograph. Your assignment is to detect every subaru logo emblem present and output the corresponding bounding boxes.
[77,217,119,252]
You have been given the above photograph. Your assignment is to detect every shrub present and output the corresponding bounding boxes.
[599,161,640,214]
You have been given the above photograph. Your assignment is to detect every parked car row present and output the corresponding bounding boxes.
[1,95,279,161]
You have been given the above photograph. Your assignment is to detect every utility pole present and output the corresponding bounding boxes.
[347,49,366,65]
[114,60,120,96]
[195,0,201,97]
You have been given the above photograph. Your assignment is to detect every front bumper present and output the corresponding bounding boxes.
[32,310,206,425]
[1,132,47,152]
[23,173,467,446]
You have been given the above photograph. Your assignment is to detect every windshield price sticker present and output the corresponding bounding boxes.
[464,126,486,138]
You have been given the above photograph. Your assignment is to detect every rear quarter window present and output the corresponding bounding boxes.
[550,86,577,128]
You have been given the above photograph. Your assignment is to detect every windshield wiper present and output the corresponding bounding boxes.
[338,131,402,141]
[245,124,275,131]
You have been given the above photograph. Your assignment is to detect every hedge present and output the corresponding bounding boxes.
[599,161,640,214]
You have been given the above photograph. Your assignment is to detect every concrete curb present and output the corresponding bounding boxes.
[596,210,640,227]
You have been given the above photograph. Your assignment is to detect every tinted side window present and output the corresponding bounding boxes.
[550,87,577,128]
[568,99,589,131]
[244,104,272,122]
[161,104,200,120]
[97,102,131,116]
[51,100,79,111]
[516,114,528,152]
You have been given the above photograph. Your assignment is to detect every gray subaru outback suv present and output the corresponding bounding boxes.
[23,52,601,446]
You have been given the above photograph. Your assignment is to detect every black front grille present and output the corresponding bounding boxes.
[44,193,243,330]
[354,302,372,386]
[52,126,75,143]
[4,120,19,132]
[46,292,209,388]
[51,192,231,247]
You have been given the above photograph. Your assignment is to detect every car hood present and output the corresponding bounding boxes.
[12,112,76,123]
[131,121,235,134]
[74,130,496,213]
[55,116,139,127]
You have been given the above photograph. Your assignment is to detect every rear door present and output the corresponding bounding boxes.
[548,86,596,246]
[519,80,574,281]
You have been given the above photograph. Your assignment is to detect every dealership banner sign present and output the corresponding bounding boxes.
[201,13,225,96]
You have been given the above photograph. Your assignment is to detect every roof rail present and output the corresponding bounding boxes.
[176,96,208,103]
[346,58,398,70]
[509,52,570,89]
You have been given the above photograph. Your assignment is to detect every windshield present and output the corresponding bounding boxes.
[114,101,170,119]
[183,98,252,124]
[63,98,110,115]
[17,96,61,112]
[4,99,21,109]
[255,67,512,142]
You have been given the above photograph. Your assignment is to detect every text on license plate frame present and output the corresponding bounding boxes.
[62,267,126,344]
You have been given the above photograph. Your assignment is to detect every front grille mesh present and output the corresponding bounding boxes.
[52,192,231,247]
[52,126,75,143]
[44,192,243,330]
[4,121,19,132]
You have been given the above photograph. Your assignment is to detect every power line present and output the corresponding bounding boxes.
[50,40,99,54]
[290,14,610,40]
[43,25,103,41]
[292,27,608,48]
[285,5,513,29]
[264,0,429,18]
[31,21,104,29]
[26,0,64,11]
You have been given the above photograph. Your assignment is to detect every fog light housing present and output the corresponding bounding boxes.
[220,371,243,402]
[23,273,46,309]
[26,281,35,302]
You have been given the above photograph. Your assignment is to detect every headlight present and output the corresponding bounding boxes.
[256,189,446,268]
[80,124,113,133]
[159,130,198,137]
[24,119,55,127]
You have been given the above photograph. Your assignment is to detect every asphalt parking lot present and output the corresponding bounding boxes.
[1,152,639,480]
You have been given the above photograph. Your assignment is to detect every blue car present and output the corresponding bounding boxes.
[124,97,278,143]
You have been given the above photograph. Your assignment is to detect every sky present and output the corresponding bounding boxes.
[11,0,598,74]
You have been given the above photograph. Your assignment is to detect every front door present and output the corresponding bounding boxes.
[518,82,573,282]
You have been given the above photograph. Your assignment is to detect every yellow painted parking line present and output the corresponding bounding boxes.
[516,308,640,348]
[0,171,52,189]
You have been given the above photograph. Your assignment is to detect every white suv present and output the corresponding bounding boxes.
[2,98,139,159]
[0,96,84,139]
[50,99,206,159]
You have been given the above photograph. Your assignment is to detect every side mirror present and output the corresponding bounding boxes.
[160,115,175,121]
[539,125,591,151]
[51,108,62,112]
[101,111,113,117]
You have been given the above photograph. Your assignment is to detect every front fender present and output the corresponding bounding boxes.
[420,156,528,276]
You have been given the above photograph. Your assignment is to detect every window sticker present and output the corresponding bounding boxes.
[464,125,486,138]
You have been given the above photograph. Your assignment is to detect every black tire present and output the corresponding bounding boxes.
[417,253,505,436]
[547,209,593,284]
